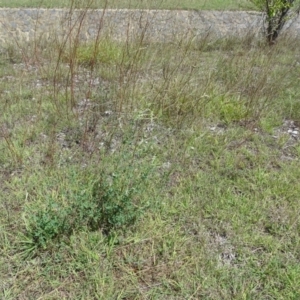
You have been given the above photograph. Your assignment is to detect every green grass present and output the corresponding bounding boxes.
[1,8,300,299]
[0,0,255,10]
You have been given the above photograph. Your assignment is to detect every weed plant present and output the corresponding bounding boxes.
[1,2,300,299]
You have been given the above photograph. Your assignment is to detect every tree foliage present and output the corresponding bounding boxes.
[250,0,300,44]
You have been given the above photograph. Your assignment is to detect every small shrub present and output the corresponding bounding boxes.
[23,168,149,254]
[249,0,300,44]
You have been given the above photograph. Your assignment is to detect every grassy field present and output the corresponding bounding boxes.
[1,4,300,299]
[0,0,255,10]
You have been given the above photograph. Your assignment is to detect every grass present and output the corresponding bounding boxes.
[0,0,256,10]
[1,4,300,299]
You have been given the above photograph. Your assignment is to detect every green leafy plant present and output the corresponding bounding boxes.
[75,40,124,66]
[27,202,71,249]
[91,172,144,234]
[219,96,248,124]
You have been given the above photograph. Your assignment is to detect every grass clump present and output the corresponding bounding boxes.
[74,40,124,66]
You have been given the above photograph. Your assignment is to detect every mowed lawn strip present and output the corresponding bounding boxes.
[0,0,255,10]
